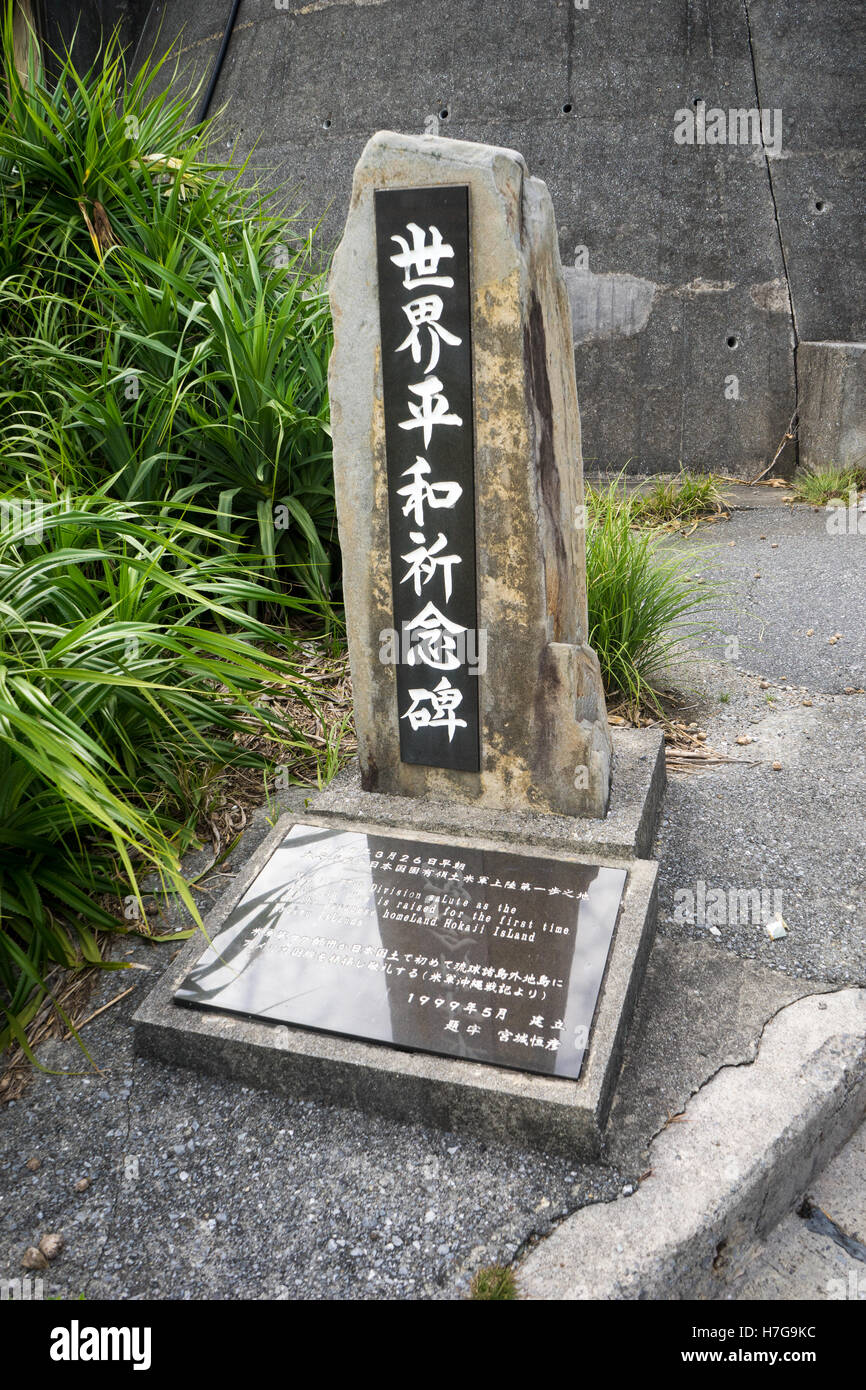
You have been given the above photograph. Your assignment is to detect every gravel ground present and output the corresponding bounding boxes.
[678,499,865,694]
[656,675,865,983]
[2,998,624,1301]
[654,496,865,984]
[1,491,862,1300]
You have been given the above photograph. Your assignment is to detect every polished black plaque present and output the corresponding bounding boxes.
[374,185,480,772]
[175,826,626,1080]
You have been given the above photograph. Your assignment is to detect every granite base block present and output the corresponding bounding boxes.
[133,809,659,1157]
[307,726,666,861]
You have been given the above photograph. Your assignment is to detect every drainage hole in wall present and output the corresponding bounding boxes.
[439,108,449,120]
[814,199,826,213]
[562,102,573,114]
[726,335,739,349]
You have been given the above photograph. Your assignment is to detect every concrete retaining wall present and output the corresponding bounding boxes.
[41,0,865,476]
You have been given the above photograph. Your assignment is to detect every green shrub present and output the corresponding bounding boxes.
[628,472,724,528]
[0,8,337,606]
[0,495,315,1055]
[0,12,341,1052]
[469,1266,517,1300]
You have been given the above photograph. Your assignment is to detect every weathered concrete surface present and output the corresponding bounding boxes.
[798,341,866,470]
[606,937,830,1168]
[310,726,665,860]
[724,1121,866,1300]
[105,0,866,474]
[747,0,865,348]
[517,988,866,1300]
[328,131,611,816]
[134,810,659,1158]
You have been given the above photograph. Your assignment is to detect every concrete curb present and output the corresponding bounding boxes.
[517,988,866,1299]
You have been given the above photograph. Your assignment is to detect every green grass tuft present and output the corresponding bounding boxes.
[791,464,866,506]
[585,478,719,715]
[628,473,725,528]
[470,1266,517,1300]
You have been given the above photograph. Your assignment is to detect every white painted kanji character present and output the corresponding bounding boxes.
[396,294,462,373]
[404,602,466,671]
[396,457,462,528]
[389,223,455,290]
[400,529,461,599]
[444,1019,460,1033]
[398,376,462,449]
[402,676,467,741]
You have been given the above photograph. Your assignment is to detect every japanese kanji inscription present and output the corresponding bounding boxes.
[375,186,480,771]
[328,131,612,817]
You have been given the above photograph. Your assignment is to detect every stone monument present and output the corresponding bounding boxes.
[134,132,665,1156]
[328,131,612,818]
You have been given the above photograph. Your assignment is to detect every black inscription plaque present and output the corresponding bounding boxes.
[175,826,627,1080]
[374,185,480,772]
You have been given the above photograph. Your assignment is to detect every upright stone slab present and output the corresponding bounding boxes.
[329,131,612,819]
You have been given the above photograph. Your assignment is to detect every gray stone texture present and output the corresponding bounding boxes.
[328,130,611,817]
[108,0,864,476]
[798,341,866,470]
[724,1122,866,1300]
[310,726,665,861]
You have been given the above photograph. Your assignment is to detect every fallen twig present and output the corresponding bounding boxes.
[750,408,797,484]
